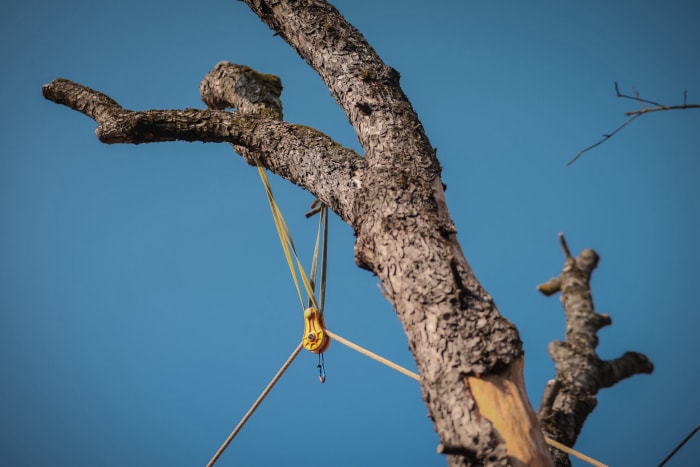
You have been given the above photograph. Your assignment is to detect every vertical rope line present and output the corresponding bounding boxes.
[319,206,328,315]
[308,206,323,309]
[206,342,303,467]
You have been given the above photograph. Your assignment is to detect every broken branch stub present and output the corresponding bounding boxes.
[200,61,283,119]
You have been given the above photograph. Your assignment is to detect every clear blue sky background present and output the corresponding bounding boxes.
[2,1,699,466]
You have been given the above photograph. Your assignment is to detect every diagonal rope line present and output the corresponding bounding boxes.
[324,329,419,381]
[256,162,319,311]
[206,341,303,467]
[544,438,608,467]
[257,163,304,309]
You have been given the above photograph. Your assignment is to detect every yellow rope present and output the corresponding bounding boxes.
[256,163,317,310]
[324,329,419,381]
[206,342,304,467]
[545,438,608,467]
[307,205,328,314]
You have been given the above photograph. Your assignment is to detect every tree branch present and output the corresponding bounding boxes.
[242,0,436,172]
[536,233,654,466]
[42,74,364,223]
[568,82,699,165]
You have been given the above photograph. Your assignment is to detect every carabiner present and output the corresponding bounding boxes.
[317,353,326,384]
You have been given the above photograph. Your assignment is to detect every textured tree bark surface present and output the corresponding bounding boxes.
[536,234,654,466]
[41,1,657,466]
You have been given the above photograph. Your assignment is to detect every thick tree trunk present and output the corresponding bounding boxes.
[238,3,553,463]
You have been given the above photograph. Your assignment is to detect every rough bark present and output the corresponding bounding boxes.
[42,60,542,467]
[41,1,562,465]
[43,77,363,222]
[536,234,654,466]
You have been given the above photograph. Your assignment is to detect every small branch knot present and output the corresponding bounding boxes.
[200,61,283,119]
[576,248,599,279]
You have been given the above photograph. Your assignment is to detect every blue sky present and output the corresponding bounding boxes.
[2,1,699,466]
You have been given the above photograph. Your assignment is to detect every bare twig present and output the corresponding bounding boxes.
[625,104,700,116]
[568,114,642,166]
[558,232,571,259]
[569,82,699,165]
[615,81,663,108]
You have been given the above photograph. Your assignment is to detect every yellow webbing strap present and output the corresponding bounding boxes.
[256,162,319,311]
[307,203,328,315]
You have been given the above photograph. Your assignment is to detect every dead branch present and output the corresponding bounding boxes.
[536,233,654,466]
[42,73,364,222]
[568,82,699,165]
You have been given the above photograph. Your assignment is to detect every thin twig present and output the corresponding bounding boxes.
[626,104,700,116]
[615,81,664,108]
[567,113,642,166]
[558,232,571,259]
[569,83,699,165]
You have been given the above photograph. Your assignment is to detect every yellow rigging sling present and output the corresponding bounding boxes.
[255,161,330,355]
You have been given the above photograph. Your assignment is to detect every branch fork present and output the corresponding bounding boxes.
[536,233,654,466]
[569,82,699,165]
[42,62,364,223]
